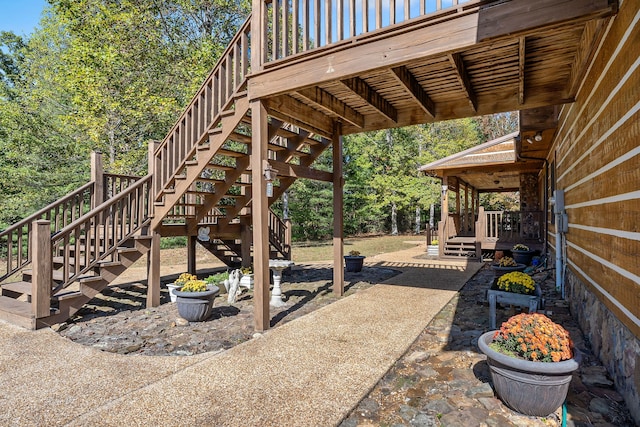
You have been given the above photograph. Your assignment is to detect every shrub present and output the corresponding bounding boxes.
[497,271,536,294]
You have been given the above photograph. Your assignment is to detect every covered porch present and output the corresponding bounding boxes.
[420,130,547,258]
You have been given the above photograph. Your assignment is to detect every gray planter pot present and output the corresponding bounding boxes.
[491,263,526,278]
[174,286,220,322]
[344,256,365,272]
[478,331,579,416]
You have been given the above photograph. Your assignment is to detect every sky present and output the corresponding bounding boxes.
[0,0,48,36]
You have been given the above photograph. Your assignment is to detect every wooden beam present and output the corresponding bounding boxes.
[269,160,334,182]
[448,53,477,112]
[390,66,435,118]
[476,0,617,42]
[332,124,344,296]
[295,87,364,128]
[31,220,51,318]
[340,77,397,122]
[187,235,197,274]
[146,231,161,308]
[158,223,241,237]
[518,37,526,105]
[251,99,270,332]
[265,95,334,138]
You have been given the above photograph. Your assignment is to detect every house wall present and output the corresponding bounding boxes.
[549,0,639,421]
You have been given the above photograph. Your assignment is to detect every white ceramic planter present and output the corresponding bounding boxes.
[166,283,182,303]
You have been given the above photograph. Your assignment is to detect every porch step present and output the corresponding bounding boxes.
[444,238,477,257]
[0,296,36,329]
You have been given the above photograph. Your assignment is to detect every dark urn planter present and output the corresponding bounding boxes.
[174,285,220,322]
[344,255,365,272]
[491,263,527,278]
[511,250,536,265]
[478,331,579,416]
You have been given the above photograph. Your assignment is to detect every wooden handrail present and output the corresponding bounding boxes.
[152,17,252,201]
[50,175,152,292]
[268,209,291,259]
[0,182,94,282]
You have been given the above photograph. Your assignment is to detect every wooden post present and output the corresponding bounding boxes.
[148,140,160,204]
[332,124,344,296]
[187,235,197,274]
[31,220,51,318]
[251,99,270,331]
[251,0,265,71]
[464,183,469,233]
[284,218,292,260]
[439,176,448,258]
[91,151,104,208]
[147,231,161,307]
[240,220,252,268]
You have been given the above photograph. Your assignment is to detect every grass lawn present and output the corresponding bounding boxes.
[291,234,425,263]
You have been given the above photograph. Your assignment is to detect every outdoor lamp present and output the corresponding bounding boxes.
[263,161,277,197]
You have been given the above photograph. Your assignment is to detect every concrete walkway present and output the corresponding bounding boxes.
[0,246,481,426]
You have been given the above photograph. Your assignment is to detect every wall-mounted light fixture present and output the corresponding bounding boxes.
[263,161,277,197]
[526,131,543,144]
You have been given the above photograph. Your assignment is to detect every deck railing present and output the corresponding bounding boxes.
[0,182,95,282]
[268,209,292,259]
[261,0,472,63]
[104,173,141,200]
[152,17,252,201]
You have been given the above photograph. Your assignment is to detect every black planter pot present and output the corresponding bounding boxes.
[478,331,579,417]
[511,250,535,265]
[344,255,365,272]
[174,286,220,322]
[491,263,527,278]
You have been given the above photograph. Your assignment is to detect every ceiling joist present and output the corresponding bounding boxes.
[340,77,398,123]
[448,53,477,112]
[265,95,334,138]
[269,160,333,182]
[518,37,526,105]
[295,87,364,128]
[390,66,435,118]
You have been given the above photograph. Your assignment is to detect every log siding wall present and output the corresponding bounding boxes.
[549,0,639,421]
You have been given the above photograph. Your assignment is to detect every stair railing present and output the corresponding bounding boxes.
[268,209,291,259]
[49,175,153,293]
[152,17,252,202]
[0,182,95,282]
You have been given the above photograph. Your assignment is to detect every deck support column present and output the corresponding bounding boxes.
[439,175,449,257]
[187,235,197,274]
[251,99,270,331]
[31,220,51,318]
[147,231,161,307]
[240,219,252,268]
[332,123,344,296]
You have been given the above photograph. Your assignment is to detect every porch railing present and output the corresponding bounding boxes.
[261,0,475,64]
[477,208,543,243]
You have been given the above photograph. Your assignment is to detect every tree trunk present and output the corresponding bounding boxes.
[415,206,421,234]
[283,190,289,219]
[429,203,435,229]
[391,202,398,235]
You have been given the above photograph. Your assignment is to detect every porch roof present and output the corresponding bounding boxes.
[419,131,543,192]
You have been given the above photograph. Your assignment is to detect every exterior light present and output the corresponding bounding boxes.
[263,161,277,197]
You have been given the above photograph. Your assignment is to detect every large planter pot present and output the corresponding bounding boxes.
[174,286,220,322]
[511,250,535,265]
[344,255,365,272]
[427,245,439,256]
[491,263,527,278]
[166,283,182,303]
[478,331,579,416]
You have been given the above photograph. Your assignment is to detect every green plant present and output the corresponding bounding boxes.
[512,243,530,251]
[180,280,208,292]
[241,267,252,275]
[348,250,361,256]
[205,272,229,285]
[491,313,573,362]
[498,256,517,267]
[175,273,197,287]
[497,271,535,295]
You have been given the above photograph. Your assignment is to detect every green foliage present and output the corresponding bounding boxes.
[160,236,187,249]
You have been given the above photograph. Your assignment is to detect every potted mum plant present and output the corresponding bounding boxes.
[427,239,439,256]
[478,313,579,416]
[511,243,535,265]
[344,250,365,272]
[173,279,220,322]
[167,272,197,303]
[491,256,526,278]
[240,266,254,289]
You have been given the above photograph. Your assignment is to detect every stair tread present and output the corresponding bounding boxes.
[0,295,32,317]
[1,281,32,295]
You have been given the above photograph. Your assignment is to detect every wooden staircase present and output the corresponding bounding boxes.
[443,237,478,258]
